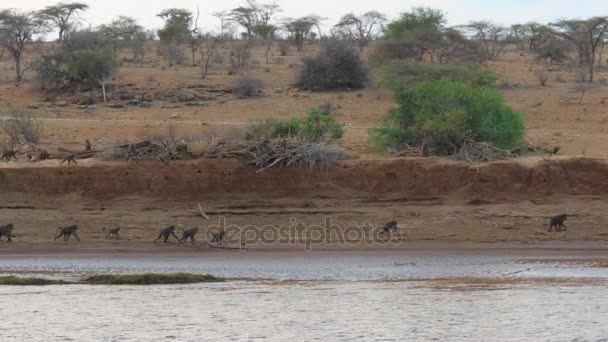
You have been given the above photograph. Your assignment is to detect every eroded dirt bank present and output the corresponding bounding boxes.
[1,157,608,252]
[1,157,608,202]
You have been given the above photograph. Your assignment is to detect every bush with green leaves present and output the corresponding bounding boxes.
[381,61,497,88]
[247,108,345,143]
[370,80,524,155]
[296,40,369,91]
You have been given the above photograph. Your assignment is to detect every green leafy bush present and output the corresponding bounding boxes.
[248,109,344,143]
[370,79,524,155]
[381,61,498,88]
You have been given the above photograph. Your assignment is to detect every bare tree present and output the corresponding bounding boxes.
[549,17,608,82]
[199,33,222,78]
[465,21,509,61]
[334,11,387,53]
[0,10,48,82]
[40,2,88,42]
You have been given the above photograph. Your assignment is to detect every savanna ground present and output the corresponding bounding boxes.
[1,41,608,253]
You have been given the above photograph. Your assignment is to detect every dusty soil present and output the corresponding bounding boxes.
[1,43,608,254]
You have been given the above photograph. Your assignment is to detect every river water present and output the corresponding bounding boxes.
[1,252,608,341]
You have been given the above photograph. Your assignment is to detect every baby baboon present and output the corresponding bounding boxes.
[548,214,568,232]
[154,225,179,243]
[1,150,17,161]
[54,225,80,241]
[0,224,15,242]
[102,227,121,240]
[60,154,78,165]
[210,229,226,244]
[379,221,399,236]
[179,227,199,243]
[85,140,92,151]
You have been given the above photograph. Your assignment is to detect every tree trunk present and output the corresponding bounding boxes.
[14,55,21,83]
[58,28,64,42]
[101,81,107,103]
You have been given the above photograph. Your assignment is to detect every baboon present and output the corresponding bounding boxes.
[154,225,179,243]
[102,227,121,240]
[0,224,15,242]
[179,227,199,243]
[54,225,80,241]
[210,229,226,244]
[85,140,92,151]
[548,214,568,232]
[379,221,399,236]
[60,154,78,165]
[1,150,17,161]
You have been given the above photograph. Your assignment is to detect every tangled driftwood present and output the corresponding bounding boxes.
[112,138,192,163]
[452,132,516,163]
[205,138,350,172]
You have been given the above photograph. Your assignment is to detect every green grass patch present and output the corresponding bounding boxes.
[0,276,69,285]
[82,273,225,285]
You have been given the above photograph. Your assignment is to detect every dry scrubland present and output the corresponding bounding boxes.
[1,40,608,251]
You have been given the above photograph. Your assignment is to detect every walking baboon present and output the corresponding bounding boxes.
[0,224,15,242]
[548,214,568,232]
[179,227,198,243]
[60,154,78,165]
[102,227,121,240]
[154,225,179,243]
[85,140,92,151]
[379,221,399,235]
[54,225,80,241]
[210,229,226,244]
[1,150,17,161]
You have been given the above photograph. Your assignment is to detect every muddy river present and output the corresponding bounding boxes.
[1,252,608,341]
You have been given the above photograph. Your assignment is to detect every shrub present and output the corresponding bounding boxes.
[296,40,369,91]
[83,273,224,285]
[247,108,345,143]
[370,80,524,155]
[278,41,290,56]
[232,77,264,97]
[381,61,498,88]
[0,107,44,146]
[536,69,549,86]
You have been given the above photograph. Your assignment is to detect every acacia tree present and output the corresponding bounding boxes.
[284,16,319,52]
[334,11,387,53]
[549,17,608,82]
[0,9,48,82]
[70,50,117,102]
[157,8,194,66]
[384,7,445,39]
[229,0,280,39]
[465,21,509,61]
[199,33,222,78]
[99,16,145,57]
[253,23,277,63]
[40,2,88,42]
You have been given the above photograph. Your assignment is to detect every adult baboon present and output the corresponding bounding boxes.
[1,150,17,161]
[102,227,121,240]
[54,225,80,241]
[154,225,179,243]
[379,221,399,236]
[0,224,15,242]
[179,227,199,243]
[60,154,78,165]
[548,214,568,232]
[85,140,92,151]
[210,229,226,244]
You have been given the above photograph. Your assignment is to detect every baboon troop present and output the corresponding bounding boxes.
[179,227,199,243]
[60,154,78,165]
[154,225,180,243]
[1,150,17,161]
[0,224,15,242]
[548,214,568,232]
[54,225,80,241]
[102,227,121,240]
